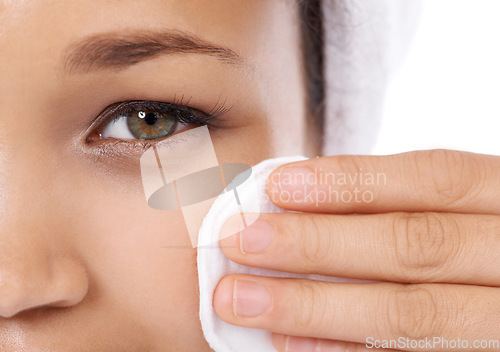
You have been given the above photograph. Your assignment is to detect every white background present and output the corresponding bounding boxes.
[373,0,500,156]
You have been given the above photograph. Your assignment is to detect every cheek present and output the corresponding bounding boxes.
[75,183,206,347]
[67,88,300,349]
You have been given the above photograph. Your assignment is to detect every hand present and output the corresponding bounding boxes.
[213,149,500,351]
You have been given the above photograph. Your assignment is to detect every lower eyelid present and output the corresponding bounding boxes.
[83,123,219,163]
[86,138,153,160]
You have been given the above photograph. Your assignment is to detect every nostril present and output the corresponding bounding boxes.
[0,282,87,318]
[0,290,30,318]
[0,258,89,319]
[0,271,38,318]
[0,306,22,319]
[0,300,67,319]
[0,277,53,318]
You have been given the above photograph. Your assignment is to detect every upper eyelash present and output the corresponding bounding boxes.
[104,97,231,127]
[171,94,233,122]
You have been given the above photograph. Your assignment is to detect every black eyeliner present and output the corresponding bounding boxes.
[107,100,219,126]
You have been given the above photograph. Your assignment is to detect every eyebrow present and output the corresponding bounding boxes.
[62,30,242,74]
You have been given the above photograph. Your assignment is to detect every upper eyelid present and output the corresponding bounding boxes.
[95,100,202,126]
[93,94,231,126]
[103,101,183,118]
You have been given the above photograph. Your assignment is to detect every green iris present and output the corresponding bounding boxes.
[127,110,178,140]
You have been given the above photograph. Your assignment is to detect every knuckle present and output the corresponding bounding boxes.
[334,155,372,189]
[335,155,367,176]
[300,216,334,271]
[387,285,441,340]
[393,213,456,281]
[476,215,500,245]
[293,281,330,331]
[416,149,477,207]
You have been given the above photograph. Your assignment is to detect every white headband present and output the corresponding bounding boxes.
[322,0,422,155]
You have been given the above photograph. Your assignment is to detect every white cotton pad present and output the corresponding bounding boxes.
[197,156,365,352]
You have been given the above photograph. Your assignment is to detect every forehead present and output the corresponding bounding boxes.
[0,0,294,65]
[0,0,301,108]
[0,0,304,152]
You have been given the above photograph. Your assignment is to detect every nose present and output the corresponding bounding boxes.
[0,236,89,318]
[0,109,90,319]
[0,169,89,318]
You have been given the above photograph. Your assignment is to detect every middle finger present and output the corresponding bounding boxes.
[219,212,500,286]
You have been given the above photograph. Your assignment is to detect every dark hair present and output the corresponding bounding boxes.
[298,0,325,144]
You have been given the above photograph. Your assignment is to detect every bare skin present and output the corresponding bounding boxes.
[0,1,313,351]
[5,2,497,352]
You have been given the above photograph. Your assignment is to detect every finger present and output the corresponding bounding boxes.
[219,212,500,286]
[213,275,500,351]
[271,333,403,352]
[265,149,500,215]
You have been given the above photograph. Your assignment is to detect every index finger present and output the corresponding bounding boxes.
[265,149,500,214]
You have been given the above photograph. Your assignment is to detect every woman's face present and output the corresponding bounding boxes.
[0,1,312,351]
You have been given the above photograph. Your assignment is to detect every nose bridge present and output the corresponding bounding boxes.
[0,149,89,318]
[0,140,57,232]
[0,10,90,317]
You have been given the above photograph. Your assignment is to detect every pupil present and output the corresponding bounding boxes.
[144,112,157,125]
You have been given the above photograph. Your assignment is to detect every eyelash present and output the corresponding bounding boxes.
[87,96,231,147]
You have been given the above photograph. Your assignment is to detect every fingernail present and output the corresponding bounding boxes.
[285,335,318,352]
[233,279,271,317]
[276,167,315,200]
[239,219,274,254]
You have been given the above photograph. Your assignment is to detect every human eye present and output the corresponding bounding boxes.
[87,99,229,144]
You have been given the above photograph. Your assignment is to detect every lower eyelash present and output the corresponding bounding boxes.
[90,123,215,158]
[90,138,153,156]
